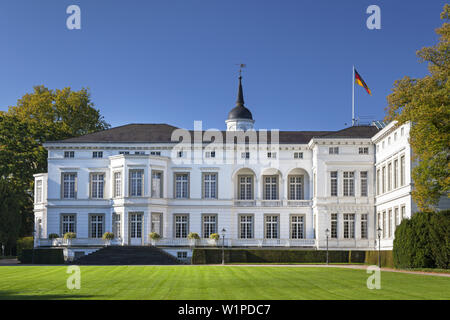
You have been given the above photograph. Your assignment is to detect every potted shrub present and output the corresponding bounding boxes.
[102,232,115,246]
[149,232,161,246]
[48,233,60,246]
[63,232,76,247]
[187,232,200,247]
[209,233,220,246]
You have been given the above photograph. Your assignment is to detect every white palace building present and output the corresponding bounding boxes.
[33,76,418,260]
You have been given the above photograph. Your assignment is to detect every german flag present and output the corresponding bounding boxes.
[355,69,372,95]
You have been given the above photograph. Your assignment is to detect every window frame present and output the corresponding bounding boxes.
[61,172,77,199]
[174,172,190,199]
[202,172,218,199]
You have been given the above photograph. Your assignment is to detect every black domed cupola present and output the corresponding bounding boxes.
[225,75,255,131]
[227,76,253,120]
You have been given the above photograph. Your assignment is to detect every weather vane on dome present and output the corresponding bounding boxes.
[236,63,246,77]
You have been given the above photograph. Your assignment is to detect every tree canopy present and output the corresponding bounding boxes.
[0,86,110,247]
[386,5,450,210]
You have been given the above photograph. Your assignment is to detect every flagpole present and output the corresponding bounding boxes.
[352,65,355,126]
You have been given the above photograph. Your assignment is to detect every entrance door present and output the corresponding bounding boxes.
[129,213,143,245]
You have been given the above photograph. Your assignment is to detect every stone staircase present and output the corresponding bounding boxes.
[74,246,182,265]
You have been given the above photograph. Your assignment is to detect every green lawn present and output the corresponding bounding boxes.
[0,265,449,300]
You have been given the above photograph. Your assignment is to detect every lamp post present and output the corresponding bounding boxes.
[377,227,382,268]
[221,228,226,265]
[325,228,330,265]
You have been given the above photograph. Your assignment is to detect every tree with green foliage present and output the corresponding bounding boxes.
[393,210,449,269]
[386,5,450,210]
[0,86,110,249]
[0,178,22,255]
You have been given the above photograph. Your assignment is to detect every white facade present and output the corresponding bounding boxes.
[32,80,420,253]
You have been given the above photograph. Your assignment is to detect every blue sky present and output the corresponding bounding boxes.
[0,0,446,131]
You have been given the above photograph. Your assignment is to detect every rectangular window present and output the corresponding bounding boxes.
[175,173,189,198]
[174,215,188,238]
[294,152,303,159]
[358,147,369,154]
[112,213,121,239]
[264,176,278,200]
[129,170,144,197]
[329,147,339,154]
[241,152,250,159]
[289,175,304,200]
[343,214,355,239]
[400,155,405,186]
[150,151,161,156]
[119,151,130,155]
[377,212,381,231]
[382,166,386,194]
[382,211,386,238]
[35,180,43,203]
[331,213,338,238]
[343,171,355,196]
[394,159,399,189]
[177,151,184,158]
[93,151,103,158]
[202,215,217,238]
[62,173,76,199]
[387,162,392,192]
[330,171,338,196]
[151,171,162,198]
[395,207,399,227]
[89,215,104,238]
[203,173,217,199]
[114,172,122,198]
[360,171,368,197]
[239,215,253,239]
[361,214,368,239]
[61,214,76,235]
[135,151,146,155]
[265,215,279,239]
[290,215,304,239]
[90,173,104,199]
[267,152,277,158]
[64,151,74,158]
[401,205,406,220]
[376,169,380,195]
[205,151,216,158]
[388,209,393,238]
[239,176,253,200]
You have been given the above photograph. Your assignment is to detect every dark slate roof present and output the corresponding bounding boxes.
[48,124,379,144]
[317,125,381,139]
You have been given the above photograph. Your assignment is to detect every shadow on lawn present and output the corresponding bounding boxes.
[0,290,98,300]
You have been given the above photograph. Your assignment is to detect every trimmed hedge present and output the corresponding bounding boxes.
[18,249,64,264]
[394,210,449,269]
[364,250,394,268]
[192,249,368,264]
